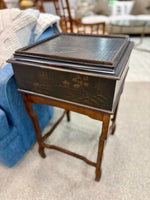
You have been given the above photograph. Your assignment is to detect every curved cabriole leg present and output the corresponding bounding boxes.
[95,114,110,181]
[23,94,46,158]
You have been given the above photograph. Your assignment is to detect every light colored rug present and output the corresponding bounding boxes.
[126,37,150,82]
[0,82,150,200]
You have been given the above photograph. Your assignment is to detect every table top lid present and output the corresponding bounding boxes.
[15,33,128,64]
[11,33,133,78]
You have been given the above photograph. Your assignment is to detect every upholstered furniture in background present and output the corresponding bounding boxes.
[75,0,150,34]
[0,8,60,168]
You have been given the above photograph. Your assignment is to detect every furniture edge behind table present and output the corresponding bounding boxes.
[8,33,134,181]
[110,20,150,50]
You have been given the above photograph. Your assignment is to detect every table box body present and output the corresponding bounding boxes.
[9,33,134,113]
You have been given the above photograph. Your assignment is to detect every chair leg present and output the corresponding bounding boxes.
[95,114,110,181]
[22,94,46,158]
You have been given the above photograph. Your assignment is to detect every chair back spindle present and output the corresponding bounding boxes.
[52,0,105,34]
[0,0,7,9]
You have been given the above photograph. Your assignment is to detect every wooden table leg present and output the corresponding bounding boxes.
[66,110,70,122]
[23,94,46,158]
[95,114,110,181]
[22,93,117,181]
[110,102,119,135]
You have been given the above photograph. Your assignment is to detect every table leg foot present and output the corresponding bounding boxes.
[95,168,102,181]
[66,110,70,122]
[111,124,116,135]
[39,147,46,158]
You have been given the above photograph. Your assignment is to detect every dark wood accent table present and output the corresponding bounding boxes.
[9,33,134,181]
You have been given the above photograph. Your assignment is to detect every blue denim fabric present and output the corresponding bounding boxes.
[0,26,54,167]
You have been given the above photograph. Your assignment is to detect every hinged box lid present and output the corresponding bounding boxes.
[11,33,134,78]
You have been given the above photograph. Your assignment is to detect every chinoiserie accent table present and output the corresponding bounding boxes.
[9,33,134,181]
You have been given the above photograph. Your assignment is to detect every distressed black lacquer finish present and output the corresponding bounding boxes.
[9,33,134,181]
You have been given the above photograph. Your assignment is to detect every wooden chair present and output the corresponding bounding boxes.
[19,0,45,12]
[34,0,45,12]
[0,0,7,9]
[52,0,105,34]
[52,0,72,32]
[73,18,105,34]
